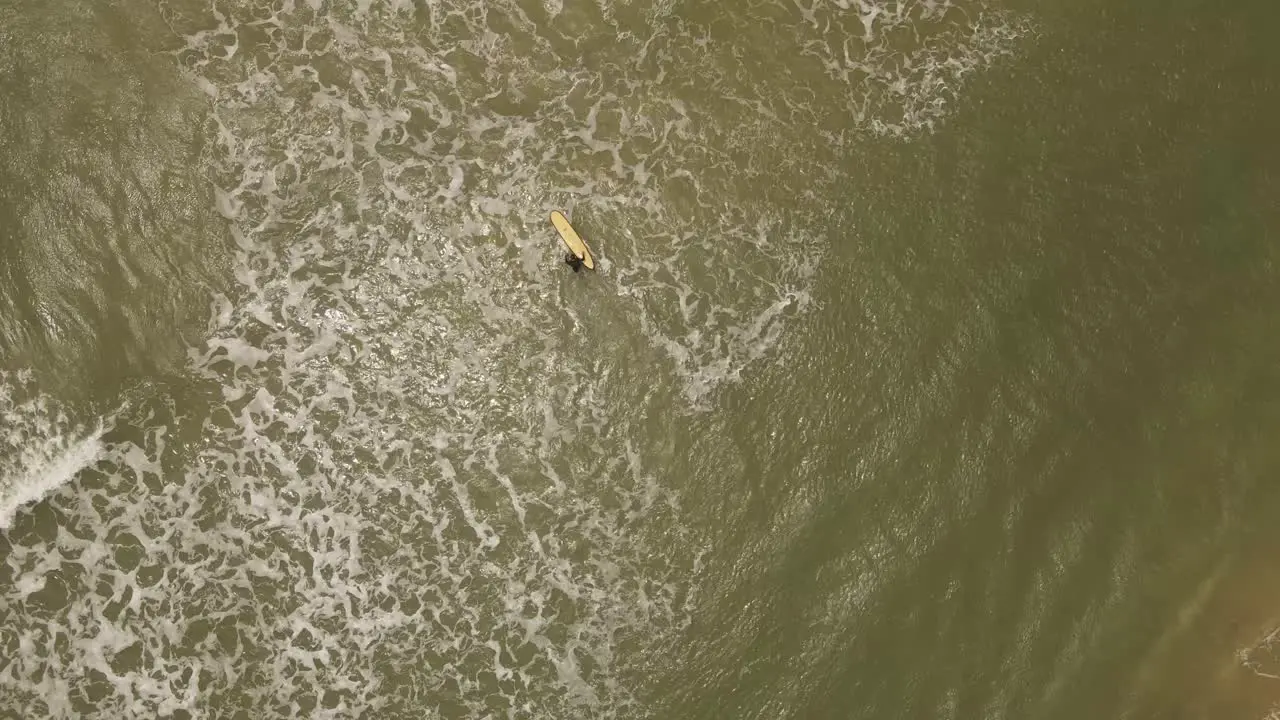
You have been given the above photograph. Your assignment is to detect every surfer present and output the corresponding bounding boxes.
[551,211,594,272]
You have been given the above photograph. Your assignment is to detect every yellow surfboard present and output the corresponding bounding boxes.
[550,210,595,270]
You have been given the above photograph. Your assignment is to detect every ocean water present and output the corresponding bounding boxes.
[2,0,1278,718]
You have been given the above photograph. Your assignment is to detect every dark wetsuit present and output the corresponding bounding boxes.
[564,253,585,273]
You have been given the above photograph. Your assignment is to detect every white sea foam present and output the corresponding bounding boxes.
[0,371,106,530]
[794,0,1035,137]
[0,0,1030,717]
[0,432,103,531]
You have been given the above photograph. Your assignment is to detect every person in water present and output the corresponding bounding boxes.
[564,252,586,272]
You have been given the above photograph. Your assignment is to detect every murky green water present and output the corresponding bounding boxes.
[2,0,1278,718]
